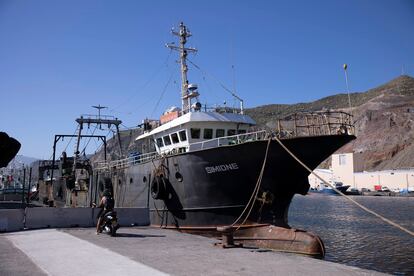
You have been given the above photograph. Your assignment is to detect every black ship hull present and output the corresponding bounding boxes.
[94,134,355,229]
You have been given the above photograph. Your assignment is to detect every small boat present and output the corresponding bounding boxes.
[311,181,351,195]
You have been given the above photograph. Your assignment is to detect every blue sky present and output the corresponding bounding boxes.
[1,0,413,159]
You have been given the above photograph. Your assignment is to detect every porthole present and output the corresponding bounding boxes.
[143,176,147,183]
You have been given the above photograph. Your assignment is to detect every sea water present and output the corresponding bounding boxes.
[289,194,414,275]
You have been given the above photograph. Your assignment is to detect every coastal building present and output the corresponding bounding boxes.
[309,153,414,192]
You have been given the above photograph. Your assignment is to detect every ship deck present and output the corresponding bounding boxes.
[1,227,386,275]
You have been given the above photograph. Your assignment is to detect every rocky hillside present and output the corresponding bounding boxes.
[339,76,414,171]
[90,128,143,163]
[247,75,414,171]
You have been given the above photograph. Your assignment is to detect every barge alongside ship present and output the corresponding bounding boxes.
[47,23,355,256]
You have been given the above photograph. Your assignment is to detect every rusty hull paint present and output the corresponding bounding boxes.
[234,225,325,257]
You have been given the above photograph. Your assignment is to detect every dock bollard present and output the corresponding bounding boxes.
[215,226,242,248]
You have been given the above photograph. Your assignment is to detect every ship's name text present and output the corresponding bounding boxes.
[205,163,239,174]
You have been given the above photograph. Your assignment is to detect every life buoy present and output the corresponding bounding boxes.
[151,175,166,199]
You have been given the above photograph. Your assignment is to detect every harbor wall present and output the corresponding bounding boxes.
[0,207,149,232]
[0,209,24,232]
[25,207,95,228]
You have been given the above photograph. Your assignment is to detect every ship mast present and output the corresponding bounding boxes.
[166,22,198,114]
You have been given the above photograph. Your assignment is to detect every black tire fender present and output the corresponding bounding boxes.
[151,175,166,199]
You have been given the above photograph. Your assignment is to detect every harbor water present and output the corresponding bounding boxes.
[289,194,414,275]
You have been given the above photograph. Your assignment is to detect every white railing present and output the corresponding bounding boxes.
[94,130,268,171]
[189,130,268,151]
[94,151,161,171]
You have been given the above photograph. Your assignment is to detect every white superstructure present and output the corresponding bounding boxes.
[136,111,255,154]
[135,22,256,155]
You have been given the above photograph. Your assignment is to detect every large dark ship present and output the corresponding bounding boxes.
[87,23,355,256]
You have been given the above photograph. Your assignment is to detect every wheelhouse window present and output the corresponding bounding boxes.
[203,128,213,139]
[191,128,201,139]
[238,129,247,134]
[216,129,225,138]
[179,130,187,141]
[171,133,180,144]
[163,135,172,146]
[156,138,164,147]
[227,129,236,136]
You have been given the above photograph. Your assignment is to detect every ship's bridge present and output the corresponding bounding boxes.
[135,111,256,154]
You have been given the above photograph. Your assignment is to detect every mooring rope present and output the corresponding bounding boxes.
[273,136,414,237]
[231,138,272,231]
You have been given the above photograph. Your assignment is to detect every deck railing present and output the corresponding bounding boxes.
[274,111,354,138]
[94,151,161,171]
[189,130,268,151]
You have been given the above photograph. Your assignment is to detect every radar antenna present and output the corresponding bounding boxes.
[92,105,107,119]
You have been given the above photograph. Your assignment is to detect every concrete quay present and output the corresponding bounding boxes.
[0,227,387,276]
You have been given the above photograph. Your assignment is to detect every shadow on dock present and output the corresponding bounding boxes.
[115,232,165,238]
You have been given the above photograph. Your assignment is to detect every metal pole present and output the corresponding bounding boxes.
[104,138,107,161]
[73,121,83,173]
[166,23,197,114]
[21,167,26,206]
[179,24,189,113]
[343,64,353,121]
[50,135,58,206]
[115,124,123,157]
[27,167,32,204]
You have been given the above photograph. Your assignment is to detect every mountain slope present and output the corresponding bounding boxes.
[247,75,414,171]
[340,76,414,171]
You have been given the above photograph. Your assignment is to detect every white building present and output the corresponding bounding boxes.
[309,153,414,192]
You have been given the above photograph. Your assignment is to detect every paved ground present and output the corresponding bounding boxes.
[1,227,387,276]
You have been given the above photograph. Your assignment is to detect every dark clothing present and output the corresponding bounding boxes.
[104,195,114,210]
[96,194,115,233]
[96,195,114,219]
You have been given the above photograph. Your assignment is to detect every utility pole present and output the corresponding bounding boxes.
[27,167,32,204]
[343,64,352,118]
[21,167,26,207]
